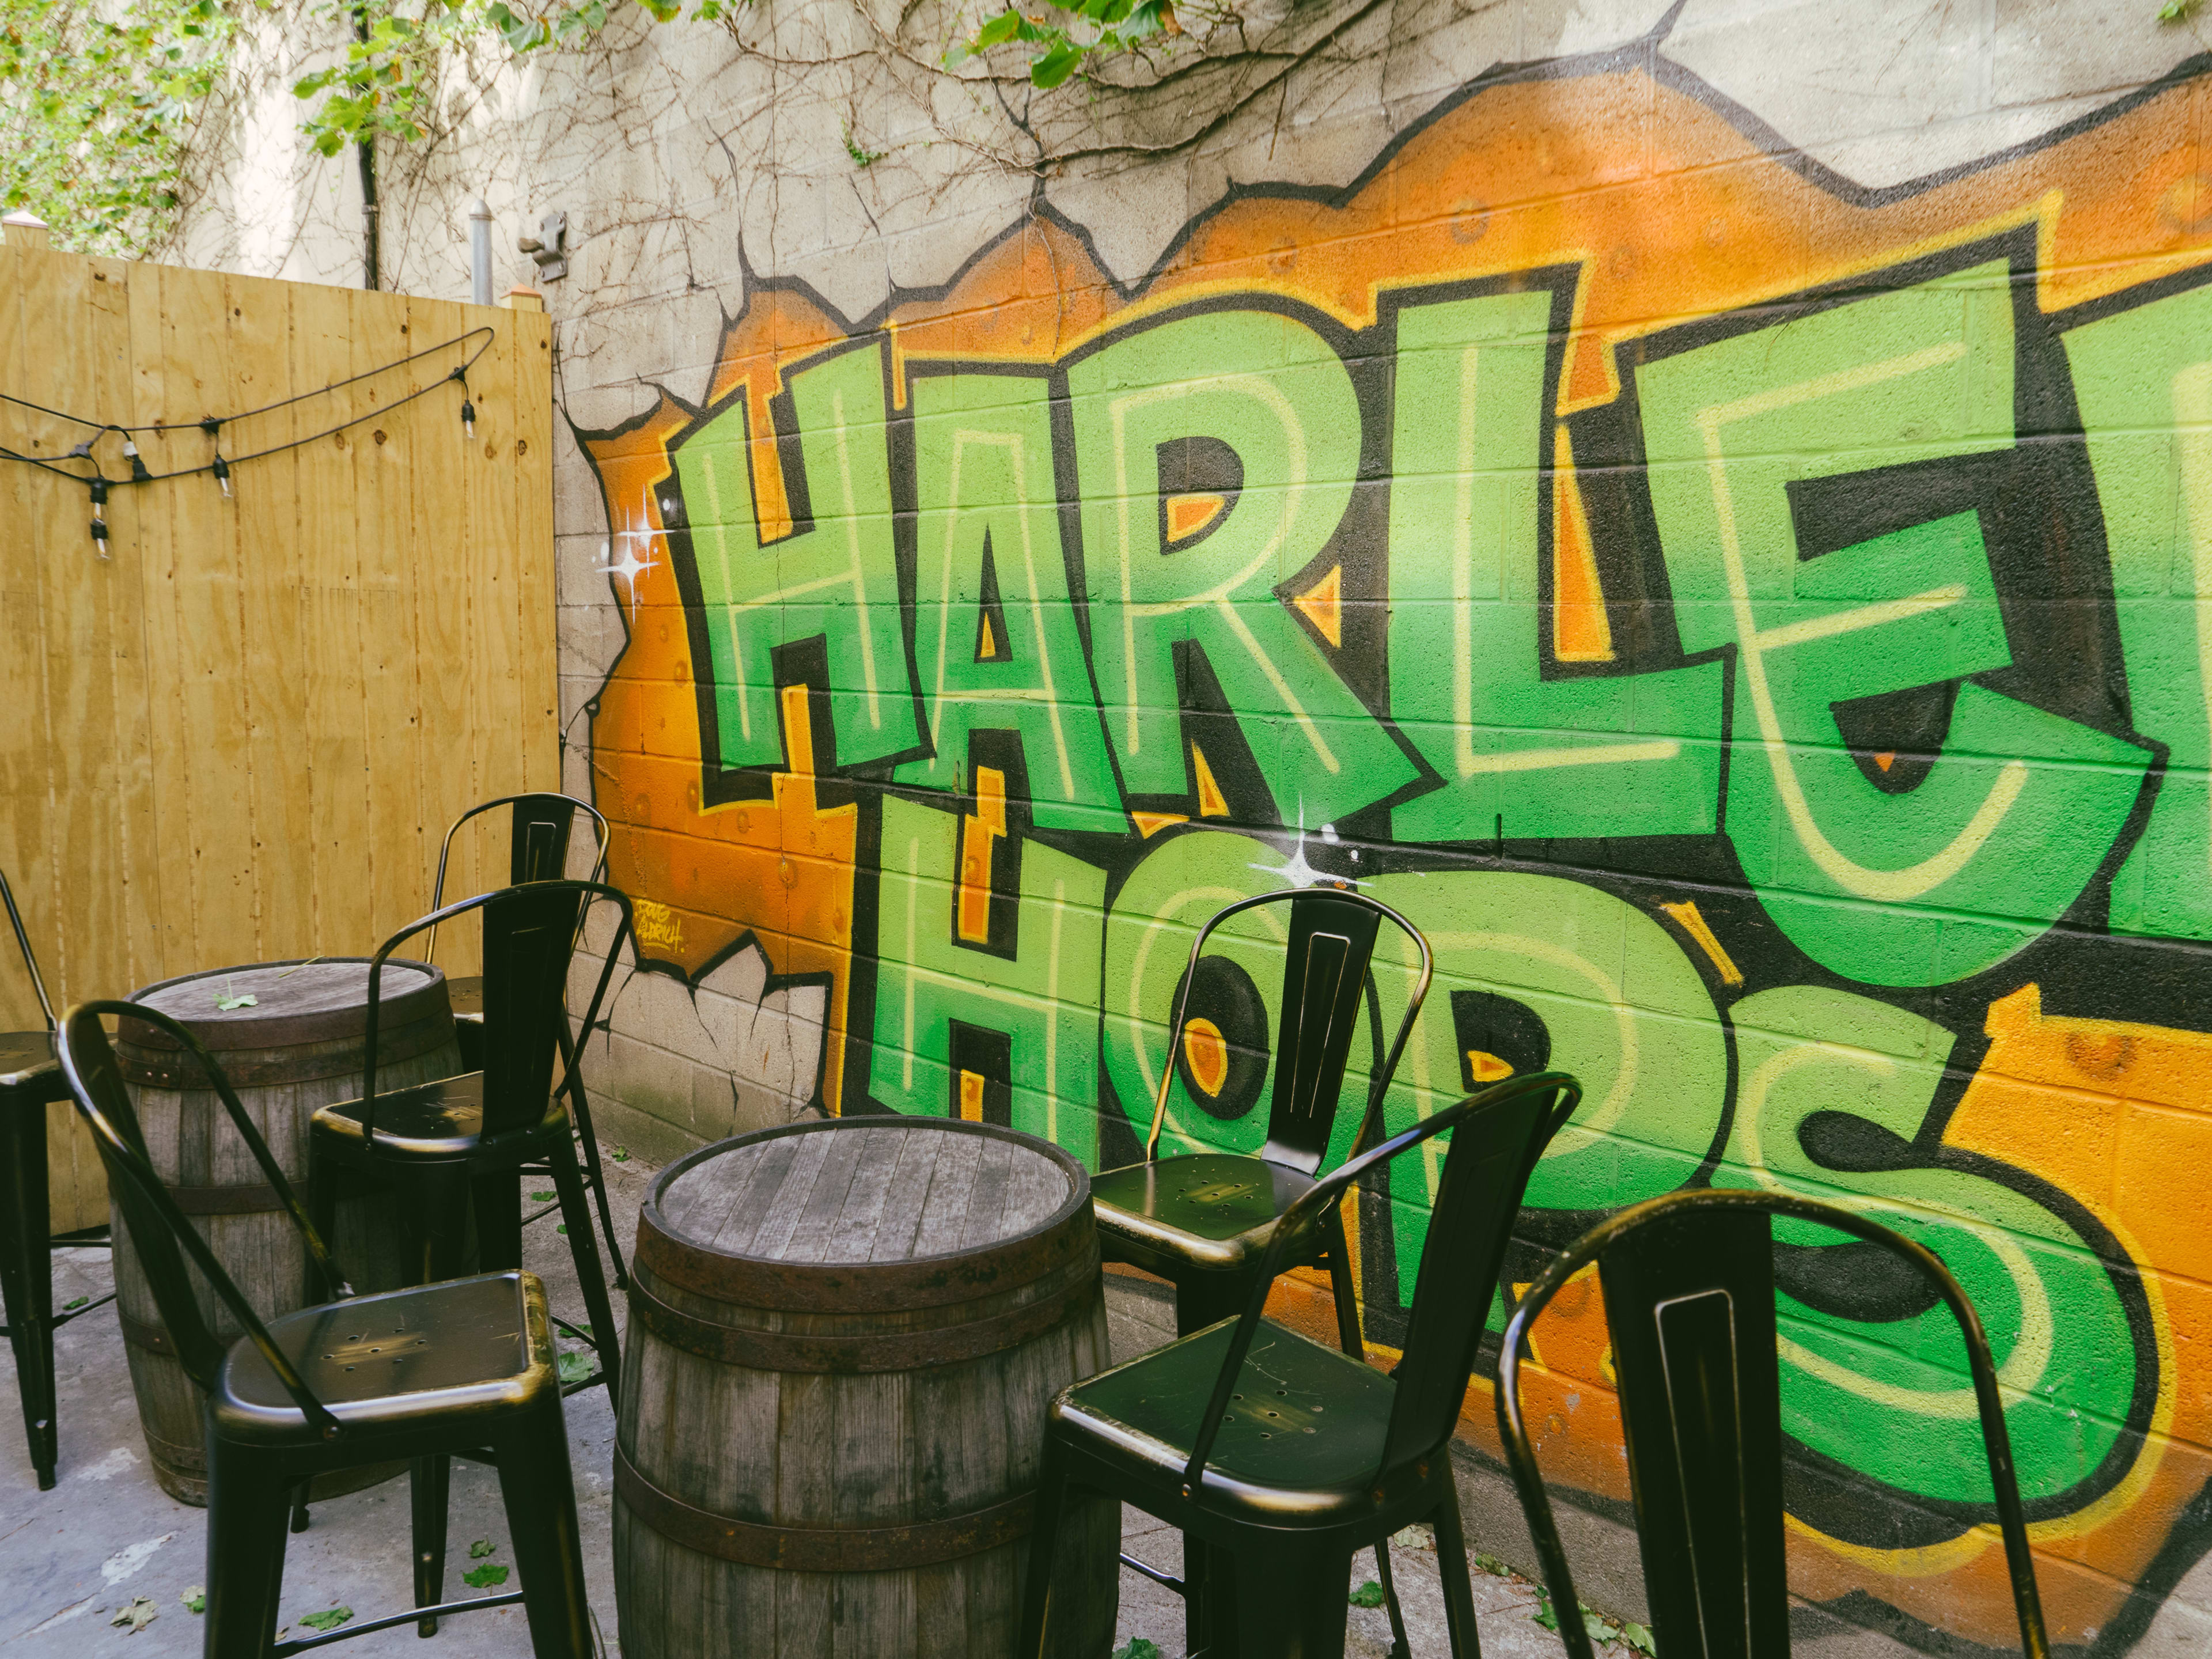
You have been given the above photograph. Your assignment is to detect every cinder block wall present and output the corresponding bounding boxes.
[188,3,2212,1650]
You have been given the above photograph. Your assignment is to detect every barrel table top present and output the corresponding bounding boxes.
[125,957,448,1047]
[638,1117,1092,1308]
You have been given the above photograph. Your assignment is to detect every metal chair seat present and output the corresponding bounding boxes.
[0,1031,56,1088]
[1053,1315,1393,1518]
[1090,1154,1315,1271]
[311,1073,563,1160]
[217,1270,546,1443]
[444,975,484,1022]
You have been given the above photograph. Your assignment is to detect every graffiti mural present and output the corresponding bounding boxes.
[578,31,2212,1653]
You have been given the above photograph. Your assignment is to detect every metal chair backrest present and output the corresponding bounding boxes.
[425,793,611,964]
[1145,887,1434,1173]
[361,880,633,1145]
[1177,1071,1581,1499]
[1495,1190,2051,1659]
[56,1002,347,1438]
[1,865,56,1032]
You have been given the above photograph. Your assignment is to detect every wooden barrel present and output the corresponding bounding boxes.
[615,1117,1120,1659]
[113,957,462,1504]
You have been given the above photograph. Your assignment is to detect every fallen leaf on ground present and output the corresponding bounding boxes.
[109,1597,157,1633]
[529,1191,556,1202]
[469,1539,496,1559]
[1109,1642,1160,1659]
[557,1352,597,1384]
[180,1587,204,1614]
[1348,1580,1387,1608]
[463,1563,510,1589]
[298,1607,352,1631]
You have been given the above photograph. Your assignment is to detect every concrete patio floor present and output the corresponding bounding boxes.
[5,1138,2199,1658]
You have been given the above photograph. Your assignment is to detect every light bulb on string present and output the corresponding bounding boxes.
[211,455,232,499]
[89,478,109,559]
[450,367,474,441]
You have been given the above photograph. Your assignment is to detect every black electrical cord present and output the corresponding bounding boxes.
[0,324,495,488]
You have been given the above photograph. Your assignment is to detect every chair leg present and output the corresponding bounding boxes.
[1172,1274,1249,1654]
[1015,1437,1071,1657]
[203,1437,293,1659]
[555,1026,628,1291]
[547,1134,621,1412]
[472,1167,524,1273]
[415,1164,475,1285]
[287,1479,311,1534]
[1374,1536,1412,1659]
[0,1092,56,1489]
[1319,1204,1365,1360]
[305,1136,345,1301]
[1430,1479,1485,1659]
[1232,1546,1354,1659]
[494,1395,593,1659]
[411,1455,452,1637]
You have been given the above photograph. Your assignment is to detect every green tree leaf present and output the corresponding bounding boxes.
[463,1562,510,1589]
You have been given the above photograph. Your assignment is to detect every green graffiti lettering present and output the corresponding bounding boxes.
[1386,291,1725,842]
[1717,986,2134,1507]
[892,370,1122,832]
[1069,309,1418,824]
[1100,828,1296,1160]
[1358,870,1728,1306]
[867,795,1107,1164]
[1638,263,2150,985]
[2063,282,2212,940]
[674,341,918,770]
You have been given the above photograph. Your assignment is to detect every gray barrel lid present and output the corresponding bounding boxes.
[637,1117,1093,1313]
[122,957,450,1051]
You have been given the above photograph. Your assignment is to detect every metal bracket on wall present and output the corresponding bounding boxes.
[518,211,569,283]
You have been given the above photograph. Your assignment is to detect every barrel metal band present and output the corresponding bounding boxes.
[634,1202,1091,1315]
[167,1183,286,1216]
[629,1261,1096,1374]
[119,1308,177,1357]
[614,1445,1032,1571]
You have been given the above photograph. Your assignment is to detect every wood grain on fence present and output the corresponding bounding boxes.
[0,225,556,1226]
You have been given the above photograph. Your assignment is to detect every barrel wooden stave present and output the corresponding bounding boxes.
[616,1119,1120,1659]
[112,962,459,1505]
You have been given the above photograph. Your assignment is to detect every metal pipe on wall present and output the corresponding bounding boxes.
[470,200,494,306]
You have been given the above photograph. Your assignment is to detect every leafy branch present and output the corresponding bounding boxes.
[946,0,1179,90]
[0,0,234,255]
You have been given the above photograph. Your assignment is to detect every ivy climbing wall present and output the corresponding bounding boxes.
[565,33,2212,1657]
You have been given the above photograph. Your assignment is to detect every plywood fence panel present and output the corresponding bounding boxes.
[0,228,556,1228]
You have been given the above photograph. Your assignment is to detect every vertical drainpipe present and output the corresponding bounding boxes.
[355,5,379,290]
[469,199,494,305]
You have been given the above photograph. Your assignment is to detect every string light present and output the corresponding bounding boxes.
[0,327,495,520]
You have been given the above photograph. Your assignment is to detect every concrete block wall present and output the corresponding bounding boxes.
[184,2,2212,1652]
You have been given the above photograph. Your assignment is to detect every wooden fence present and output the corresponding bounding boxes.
[0,222,558,1226]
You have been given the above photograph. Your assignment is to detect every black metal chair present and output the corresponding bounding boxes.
[1095,886,1433,1341]
[1495,1189,2052,1659]
[424,792,627,1289]
[57,1001,593,1657]
[1022,1071,1582,1659]
[308,880,632,1413]
[0,866,112,1490]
